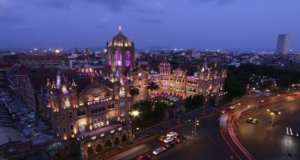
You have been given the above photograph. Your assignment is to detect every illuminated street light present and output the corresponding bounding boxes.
[129,110,140,140]
[267,109,281,126]
[131,110,140,117]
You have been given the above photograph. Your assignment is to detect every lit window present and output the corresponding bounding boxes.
[119,87,126,98]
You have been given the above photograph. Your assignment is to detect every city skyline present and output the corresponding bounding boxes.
[0,0,300,50]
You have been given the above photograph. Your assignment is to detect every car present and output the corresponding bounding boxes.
[175,135,186,143]
[159,135,165,141]
[246,117,253,123]
[246,118,258,124]
[166,131,178,138]
[163,137,174,143]
[228,105,236,110]
[251,118,258,124]
[152,147,166,155]
[137,154,151,160]
[164,141,176,148]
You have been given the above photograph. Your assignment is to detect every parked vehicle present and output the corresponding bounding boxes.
[152,147,166,155]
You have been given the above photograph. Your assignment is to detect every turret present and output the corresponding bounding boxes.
[159,57,171,76]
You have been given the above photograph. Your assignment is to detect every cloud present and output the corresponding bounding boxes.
[0,0,22,23]
[134,2,165,15]
[191,0,234,5]
[88,0,132,10]
[138,16,164,24]
[135,2,165,24]
[28,0,132,10]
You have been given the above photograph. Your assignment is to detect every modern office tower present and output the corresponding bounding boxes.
[275,34,290,55]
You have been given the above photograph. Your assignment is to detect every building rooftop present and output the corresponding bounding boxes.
[0,93,55,147]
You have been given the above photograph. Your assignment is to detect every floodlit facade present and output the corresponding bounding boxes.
[37,26,227,159]
[106,25,135,73]
[41,27,139,160]
[150,59,227,101]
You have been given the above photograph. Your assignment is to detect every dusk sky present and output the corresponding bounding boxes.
[0,0,299,51]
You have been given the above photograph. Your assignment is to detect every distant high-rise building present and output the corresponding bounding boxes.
[275,34,290,55]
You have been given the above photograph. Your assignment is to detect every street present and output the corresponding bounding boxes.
[97,93,300,160]
[236,96,300,159]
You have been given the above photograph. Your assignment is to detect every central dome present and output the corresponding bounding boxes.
[108,25,132,47]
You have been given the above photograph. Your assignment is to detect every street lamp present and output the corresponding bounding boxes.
[129,110,140,141]
[131,110,140,117]
[267,109,281,126]
[192,117,199,138]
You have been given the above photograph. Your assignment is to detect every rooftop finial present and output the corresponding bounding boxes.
[118,25,122,33]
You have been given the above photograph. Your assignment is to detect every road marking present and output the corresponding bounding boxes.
[286,127,289,135]
[290,128,293,136]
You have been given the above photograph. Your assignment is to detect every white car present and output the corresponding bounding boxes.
[163,137,174,143]
[152,147,166,155]
[166,131,178,138]
[228,106,236,110]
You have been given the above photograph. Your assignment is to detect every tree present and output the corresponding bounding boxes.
[193,95,204,107]
[130,87,139,96]
[147,81,159,98]
[224,72,247,101]
[129,100,158,129]
[184,94,204,111]
[147,81,159,91]
[129,87,140,102]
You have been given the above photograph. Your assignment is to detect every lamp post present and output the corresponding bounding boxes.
[129,110,140,141]
[192,117,200,139]
[267,109,281,127]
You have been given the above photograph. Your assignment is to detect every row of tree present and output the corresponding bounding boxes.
[129,81,159,99]
[224,63,300,101]
[184,94,204,112]
[129,100,174,129]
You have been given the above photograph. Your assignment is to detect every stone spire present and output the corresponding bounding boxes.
[118,25,122,33]
[56,71,61,89]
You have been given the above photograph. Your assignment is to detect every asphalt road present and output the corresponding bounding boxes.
[105,93,277,160]
[236,97,300,160]
[158,114,233,160]
[110,113,235,160]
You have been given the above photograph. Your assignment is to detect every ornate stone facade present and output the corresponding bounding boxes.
[41,27,140,160]
[38,26,227,159]
[106,25,135,73]
[150,60,227,101]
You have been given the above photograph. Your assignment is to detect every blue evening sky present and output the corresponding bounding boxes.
[0,0,299,51]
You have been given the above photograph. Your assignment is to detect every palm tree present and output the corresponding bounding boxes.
[130,87,140,103]
[147,81,159,98]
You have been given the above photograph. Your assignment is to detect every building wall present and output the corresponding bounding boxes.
[131,68,149,103]
[15,74,37,112]
[150,62,227,100]
[40,75,133,159]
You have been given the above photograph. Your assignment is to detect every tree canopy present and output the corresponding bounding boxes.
[147,81,159,91]
[129,87,140,97]
[184,94,204,111]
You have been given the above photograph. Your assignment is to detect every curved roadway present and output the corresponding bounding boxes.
[221,92,300,160]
